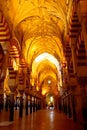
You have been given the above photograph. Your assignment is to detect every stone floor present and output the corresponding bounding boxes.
[0,109,83,130]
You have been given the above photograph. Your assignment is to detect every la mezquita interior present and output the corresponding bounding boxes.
[0,0,87,130]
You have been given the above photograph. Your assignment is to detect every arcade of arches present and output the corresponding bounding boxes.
[0,0,87,129]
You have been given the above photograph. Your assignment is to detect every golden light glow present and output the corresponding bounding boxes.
[42,89,47,95]
[30,78,35,86]
[36,86,39,91]
[32,52,61,77]
[58,85,60,91]
[34,52,60,70]
[50,96,53,102]
[48,79,51,84]
[12,58,18,71]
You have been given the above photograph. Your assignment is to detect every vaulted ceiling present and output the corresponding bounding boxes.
[0,0,71,96]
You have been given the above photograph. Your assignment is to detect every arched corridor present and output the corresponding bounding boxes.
[0,0,87,130]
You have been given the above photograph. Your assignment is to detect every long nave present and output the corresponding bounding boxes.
[0,0,87,130]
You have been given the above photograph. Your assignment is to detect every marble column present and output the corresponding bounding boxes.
[9,84,17,121]
[67,95,72,118]
[30,95,32,114]
[25,94,28,115]
[36,98,38,111]
[19,91,23,118]
[5,95,9,111]
[0,94,3,112]
[9,93,14,121]
[58,97,61,111]
[33,97,36,112]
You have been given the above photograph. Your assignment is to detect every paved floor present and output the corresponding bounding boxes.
[0,109,83,130]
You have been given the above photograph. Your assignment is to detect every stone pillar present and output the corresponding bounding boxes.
[14,95,17,109]
[64,96,67,114]
[78,77,87,130]
[39,99,41,110]
[0,76,4,112]
[18,65,25,117]
[35,97,36,111]
[30,95,32,114]
[67,94,72,118]
[71,93,77,122]
[8,63,18,121]
[68,74,77,121]
[33,97,36,112]
[25,94,28,115]
[61,93,67,114]
[36,98,38,111]
[9,93,14,121]
[5,95,9,111]
[25,87,29,115]
[9,84,17,121]
[37,99,40,110]
[61,97,64,112]
[58,97,61,111]
[0,94,3,112]
[19,91,23,118]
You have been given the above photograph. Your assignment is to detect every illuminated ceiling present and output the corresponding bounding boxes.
[0,0,70,96]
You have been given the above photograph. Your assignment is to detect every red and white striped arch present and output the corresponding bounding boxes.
[0,10,10,43]
[0,10,10,73]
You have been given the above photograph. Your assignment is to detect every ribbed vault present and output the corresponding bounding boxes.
[0,0,68,97]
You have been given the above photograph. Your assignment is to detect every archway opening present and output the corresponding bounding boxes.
[46,93,55,110]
